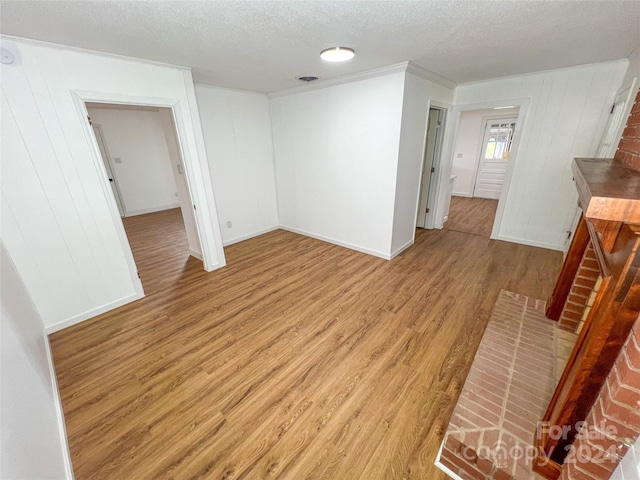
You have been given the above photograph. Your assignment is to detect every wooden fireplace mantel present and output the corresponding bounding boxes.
[535,158,640,478]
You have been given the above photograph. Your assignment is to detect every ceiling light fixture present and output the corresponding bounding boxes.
[320,47,355,62]
[493,105,516,110]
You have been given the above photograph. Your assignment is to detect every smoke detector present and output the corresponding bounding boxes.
[297,76,319,82]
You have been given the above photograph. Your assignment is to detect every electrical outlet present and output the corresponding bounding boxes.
[226,221,232,228]
[456,153,463,158]
[114,157,122,164]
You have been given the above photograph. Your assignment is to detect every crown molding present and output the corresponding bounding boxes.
[0,34,192,72]
[268,60,457,98]
[405,61,457,90]
[267,62,410,98]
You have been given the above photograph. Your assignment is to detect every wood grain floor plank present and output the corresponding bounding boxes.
[50,207,561,479]
[443,196,499,237]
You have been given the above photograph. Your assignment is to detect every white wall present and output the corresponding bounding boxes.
[620,45,640,93]
[270,72,406,258]
[450,107,519,197]
[447,60,628,250]
[0,245,71,480]
[391,72,454,255]
[195,85,279,245]
[87,106,180,216]
[1,36,226,331]
[157,108,202,257]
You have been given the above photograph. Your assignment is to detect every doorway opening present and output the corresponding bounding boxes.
[416,106,447,229]
[85,102,202,294]
[443,106,520,237]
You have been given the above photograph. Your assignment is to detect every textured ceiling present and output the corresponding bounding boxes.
[1,1,639,93]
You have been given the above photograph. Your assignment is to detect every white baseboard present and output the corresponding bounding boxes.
[389,239,414,260]
[279,225,390,260]
[45,292,143,334]
[493,234,564,252]
[434,441,464,480]
[189,248,203,260]
[125,203,180,217]
[222,226,279,246]
[451,191,472,198]
[44,333,75,480]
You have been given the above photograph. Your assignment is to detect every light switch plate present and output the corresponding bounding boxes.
[114,157,122,164]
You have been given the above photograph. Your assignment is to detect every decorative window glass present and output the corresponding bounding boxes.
[485,122,516,159]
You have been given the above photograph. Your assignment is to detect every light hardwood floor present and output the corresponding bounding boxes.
[443,196,499,238]
[50,208,561,480]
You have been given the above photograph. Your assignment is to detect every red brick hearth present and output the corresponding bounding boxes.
[436,291,576,480]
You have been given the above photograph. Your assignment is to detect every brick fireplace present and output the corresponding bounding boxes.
[437,89,640,480]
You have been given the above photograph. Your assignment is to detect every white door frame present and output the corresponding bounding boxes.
[70,90,226,299]
[420,100,450,230]
[432,98,530,239]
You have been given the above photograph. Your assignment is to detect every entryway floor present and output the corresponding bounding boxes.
[444,196,499,238]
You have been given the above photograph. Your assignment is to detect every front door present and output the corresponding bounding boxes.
[473,117,517,199]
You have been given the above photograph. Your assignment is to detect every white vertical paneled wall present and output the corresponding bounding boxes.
[0,37,225,330]
[391,72,454,255]
[0,246,71,479]
[195,85,279,246]
[270,72,406,258]
[452,60,628,250]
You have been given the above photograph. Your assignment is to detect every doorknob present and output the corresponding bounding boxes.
[109,178,114,182]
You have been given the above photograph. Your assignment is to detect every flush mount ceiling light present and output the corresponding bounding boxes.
[493,105,516,110]
[320,47,355,62]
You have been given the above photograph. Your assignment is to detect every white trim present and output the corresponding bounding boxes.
[194,82,268,96]
[125,203,181,217]
[1,34,191,72]
[279,225,390,260]
[451,191,472,198]
[45,292,143,334]
[222,226,279,246]
[44,333,75,480]
[389,239,414,260]
[405,61,457,90]
[268,62,410,98]
[71,87,226,278]
[434,441,464,480]
[433,98,530,243]
[70,92,145,298]
[457,58,628,87]
[189,248,203,260]
[181,70,227,272]
[494,234,564,252]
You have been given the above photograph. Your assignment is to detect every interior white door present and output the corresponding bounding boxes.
[596,79,637,158]
[92,125,125,216]
[473,117,517,199]
[416,108,442,228]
